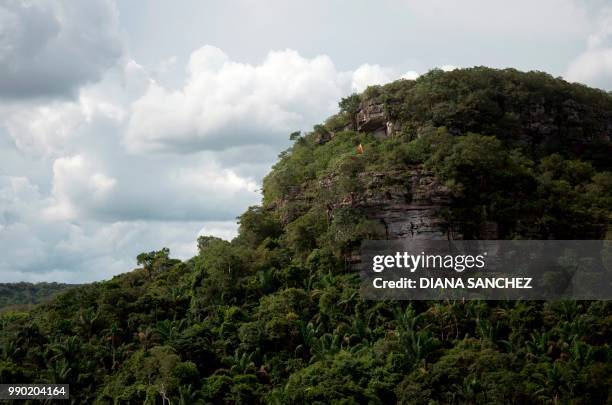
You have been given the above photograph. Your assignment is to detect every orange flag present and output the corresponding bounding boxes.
[356,144,364,154]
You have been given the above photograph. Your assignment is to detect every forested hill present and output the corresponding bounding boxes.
[1,67,611,404]
[0,283,78,311]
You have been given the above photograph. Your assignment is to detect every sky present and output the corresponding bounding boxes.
[0,0,611,283]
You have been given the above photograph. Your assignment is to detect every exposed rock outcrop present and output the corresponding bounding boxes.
[322,166,473,240]
[274,165,499,241]
[356,100,386,132]
[314,129,333,145]
[352,167,461,240]
[355,100,401,138]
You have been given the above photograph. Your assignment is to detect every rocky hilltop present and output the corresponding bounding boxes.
[265,67,611,244]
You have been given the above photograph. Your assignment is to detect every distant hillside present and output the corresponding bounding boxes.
[0,282,79,311]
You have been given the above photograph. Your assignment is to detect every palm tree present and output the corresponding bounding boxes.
[136,327,155,352]
[395,306,438,368]
[177,384,198,405]
[48,336,79,364]
[227,350,256,375]
[155,319,187,343]
[46,359,72,383]
[77,308,101,337]
[103,323,122,369]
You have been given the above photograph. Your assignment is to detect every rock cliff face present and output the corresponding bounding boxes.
[314,129,333,145]
[523,99,612,145]
[352,167,458,240]
[321,166,479,241]
[343,76,612,240]
[273,165,464,240]
[349,99,457,240]
[355,100,401,138]
[350,102,483,241]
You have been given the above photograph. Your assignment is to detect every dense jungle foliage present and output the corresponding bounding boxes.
[0,283,78,312]
[1,68,611,404]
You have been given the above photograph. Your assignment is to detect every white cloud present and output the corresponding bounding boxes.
[125,46,345,153]
[0,41,429,282]
[5,102,85,157]
[0,176,44,224]
[0,0,122,99]
[401,71,420,81]
[0,219,218,283]
[198,221,239,242]
[111,159,261,222]
[351,64,397,92]
[566,49,612,90]
[42,155,117,221]
[125,46,415,154]
[440,65,458,72]
[4,94,126,158]
[173,164,258,194]
[2,59,136,158]
[0,222,47,273]
[0,173,239,282]
[565,10,612,90]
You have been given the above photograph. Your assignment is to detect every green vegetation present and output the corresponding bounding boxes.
[1,68,611,404]
[0,283,78,311]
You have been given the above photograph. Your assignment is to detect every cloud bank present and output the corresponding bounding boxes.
[565,8,612,90]
[124,46,420,154]
[0,24,418,282]
[0,0,122,99]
